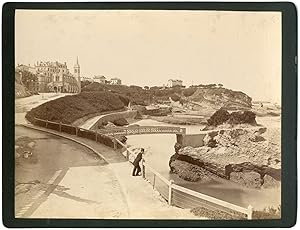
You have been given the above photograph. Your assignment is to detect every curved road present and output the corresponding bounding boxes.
[15,126,129,218]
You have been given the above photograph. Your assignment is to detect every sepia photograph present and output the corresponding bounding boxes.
[13,8,283,221]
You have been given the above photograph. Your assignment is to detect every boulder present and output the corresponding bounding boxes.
[112,118,129,126]
[262,175,281,189]
[230,171,263,188]
[170,159,213,182]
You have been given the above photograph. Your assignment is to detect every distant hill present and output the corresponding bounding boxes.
[187,87,252,110]
[82,82,149,106]
[82,82,253,111]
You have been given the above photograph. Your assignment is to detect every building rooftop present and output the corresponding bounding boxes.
[94,75,106,79]
[168,79,183,82]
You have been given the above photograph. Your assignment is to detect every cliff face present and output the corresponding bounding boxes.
[169,127,281,188]
[188,87,252,110]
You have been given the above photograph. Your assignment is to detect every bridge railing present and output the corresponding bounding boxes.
[98,126,186,136]
[33,117,117,149]
[114,138,253,220]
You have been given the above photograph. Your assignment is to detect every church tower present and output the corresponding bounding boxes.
[74,56,81,93]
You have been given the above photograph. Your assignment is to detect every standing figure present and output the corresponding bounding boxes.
[132,148,144,176]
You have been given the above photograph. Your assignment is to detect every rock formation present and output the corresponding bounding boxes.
[169,127,281,188]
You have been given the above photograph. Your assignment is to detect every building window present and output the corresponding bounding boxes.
[56,76,59,81]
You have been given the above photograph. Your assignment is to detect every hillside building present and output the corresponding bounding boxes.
[110,77,122,85]
[16,58,81,93]
[93,75,106,84]
[167,79,183,87]
[81,76,93,82]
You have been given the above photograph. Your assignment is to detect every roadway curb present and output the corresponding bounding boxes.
[17,124,110,164]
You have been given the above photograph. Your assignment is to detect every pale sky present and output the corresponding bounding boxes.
[15,10,281,103]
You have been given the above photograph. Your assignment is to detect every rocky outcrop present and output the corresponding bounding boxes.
[112,118,129,126]
[170,160,213,182]
[189,87,252,110]
[145,107,172,116]
[169,127,281,188]
[230,171,263,188]
[205,109,257,128]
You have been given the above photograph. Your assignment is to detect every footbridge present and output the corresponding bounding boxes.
[98,126,186,136]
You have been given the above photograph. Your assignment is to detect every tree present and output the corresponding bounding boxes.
[20,70,38,89]
[144,86,149,90]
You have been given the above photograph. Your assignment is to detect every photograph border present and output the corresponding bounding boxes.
[2,2,297,228]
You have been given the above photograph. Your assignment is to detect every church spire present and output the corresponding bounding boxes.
[74,56,81,93]
[74,56,80,68]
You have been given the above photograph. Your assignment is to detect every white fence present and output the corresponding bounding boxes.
[114,139,253,219]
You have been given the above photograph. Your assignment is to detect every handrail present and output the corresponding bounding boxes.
[114,138,127,148]
[172,184,248,215]
[33,117,114,141]
[100,125,186,136]
[143,162,171,186]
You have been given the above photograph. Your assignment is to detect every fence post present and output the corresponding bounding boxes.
[247,205,253,220]
[76,127,78,136]
[59,122,62,132]
[126,149,129,160]
[95,131,98,142]
[45,120,48,128]
[142,159,145,179]
[113,139,117,150]
[168,180,174,206]
[153,174,156,189]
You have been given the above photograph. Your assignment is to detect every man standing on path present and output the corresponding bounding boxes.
[132,148,144,176]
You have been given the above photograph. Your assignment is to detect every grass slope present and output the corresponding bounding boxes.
[26,91,128,124]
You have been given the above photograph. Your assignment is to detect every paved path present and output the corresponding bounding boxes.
[15,126,129,219]
[15,93,69,125]
[79,115,104,130]
[20,124,199,219]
